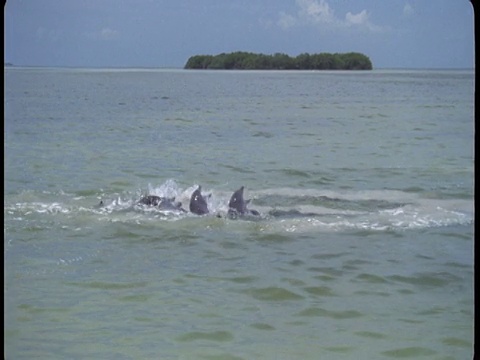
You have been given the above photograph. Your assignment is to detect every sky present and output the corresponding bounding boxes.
[4,0,475,69]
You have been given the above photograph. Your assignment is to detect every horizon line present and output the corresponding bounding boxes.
[4,63,475,71]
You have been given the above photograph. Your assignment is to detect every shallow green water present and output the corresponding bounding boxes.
[4,68,474,359]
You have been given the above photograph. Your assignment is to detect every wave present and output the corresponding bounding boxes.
[4,180,473,233]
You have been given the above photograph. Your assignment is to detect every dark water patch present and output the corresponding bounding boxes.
[438,231,474,241]
[343,263,360,271]
[460,308,473,317]
[117,294,150,302]
[163,117,194,123]
[387,258,401,264]
[110,180,133,187]
[345,258,375,266]
[307,267,343,276]
[220,164,256,174]
[210,130,222,138]
[243,287,304,301]
[354,273,390,284]
[65,281,148,290]
[255,233,295,243]
[441,337,472,348]
[304,176,335,185]
[387,272,461,288]
[416,306,447,316]
[242,118,259,125]
[313,274,337,282]
[134,316,154,323]
[129,231,201,244]
[354,331,388,339]
[311,252,348,260]
[415,254,435,261]
[252,131,274,138]
[265,168,311,178]
[198,312,222,319]
[203,250,222,259]
[267,209,319,219]
[398,289,415,295]
[289,259,305,266]
[184,273,222,282]
[347,229,404,238]
[443,261,472,269]
[418,104,455,109]
[353,290,390,297]
[414,136,434,140]
[296,307,363,319]
[296,131,317,137]
[105,228,143,240]
[324,346,354,353]
[285,320,308,326]
[226,276,257,284]
[250,323,275,331]
[398,318,424,324]
[303,286,335,296]
[219,241,246,250]
[24,225,48,233]
[199,354,245,360]
[381,346,436,357]
[176,330,234,342]
[402,186,426,193]
[18,304,70,314]
[218,256,247,262]
[282,277,307,287]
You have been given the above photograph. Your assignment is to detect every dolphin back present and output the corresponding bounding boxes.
[189,186,210,215]
[229,186,247,213]
[228,186,259,217]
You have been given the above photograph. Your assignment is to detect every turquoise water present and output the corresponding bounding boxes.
[4,67,474,359]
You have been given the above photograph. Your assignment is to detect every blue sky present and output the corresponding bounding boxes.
[4,0,474,69]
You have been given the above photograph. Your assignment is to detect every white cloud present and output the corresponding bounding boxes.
[345,9,383,32]
[84,27,119,41]
[99,27,119,40]
[345,9,368,25]
[278,0,385,33]
[297,0,336,24]
[403,2,414,16]
[278,11,297,29]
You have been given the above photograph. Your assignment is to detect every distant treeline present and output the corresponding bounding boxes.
[184,51,372,70]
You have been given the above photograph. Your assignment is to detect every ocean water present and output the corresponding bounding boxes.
[4,67,474,359]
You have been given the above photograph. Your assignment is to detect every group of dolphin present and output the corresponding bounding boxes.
[138,186,260,218]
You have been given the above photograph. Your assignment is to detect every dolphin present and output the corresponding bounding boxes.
[189,186,210,215]
[228,186,260,218]
[139,195,186,212]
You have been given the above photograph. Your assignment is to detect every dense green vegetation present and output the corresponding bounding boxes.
[184,51,372,70]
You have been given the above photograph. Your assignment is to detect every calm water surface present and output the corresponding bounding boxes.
[4,67,474,359]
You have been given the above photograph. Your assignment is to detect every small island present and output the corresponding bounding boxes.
[185,51,372,70]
